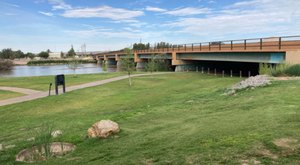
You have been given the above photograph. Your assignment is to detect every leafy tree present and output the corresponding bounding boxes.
[146,54,158,74]
[38,51,49,59]
[132,43,150,50]
[67,45,76,58]
[15,50,25,59]
[121,48,135,86]
[25,52,35,59]
[0,48,15,59]
[60,51,65,58]
[67,57,81,77]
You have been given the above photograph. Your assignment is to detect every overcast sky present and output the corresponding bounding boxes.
[0,0,299,53]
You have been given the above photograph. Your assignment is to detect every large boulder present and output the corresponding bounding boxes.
[87,120,120,138]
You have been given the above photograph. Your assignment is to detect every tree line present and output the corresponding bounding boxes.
[132,42,178,50]
[0,46,76,60]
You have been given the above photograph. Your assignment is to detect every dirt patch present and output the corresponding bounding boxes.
[273,138,298,149]
[16,142,75,163]
[185,154,201,164]
[272,77,300,81]
[141,158,154,165]
[253,144,278,160]
[241,158,261,165]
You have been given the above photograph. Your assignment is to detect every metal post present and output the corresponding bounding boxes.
[55,85,58,95]
[200,43,202,51]
[214,68,217,75]
[244,40,247,50]
[208,68,210,74]
[230,70,233,77]
[209,42,211,51]
[48,83,52,96]
[248,71,251,77]
[240,70,242,78]
[222,70,225,77]
[260,38,263,50]
[201,67,204,74]
[279,37,282,50]
[192,44,194,51]
[231,41,233,50]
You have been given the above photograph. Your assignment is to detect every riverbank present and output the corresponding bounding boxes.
[27,59,97,65]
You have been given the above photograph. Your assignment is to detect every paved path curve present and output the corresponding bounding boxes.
[0,87,42,95]
[0,73,166,107]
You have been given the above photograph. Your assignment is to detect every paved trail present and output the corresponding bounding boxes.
[0,73,166,107]
[0,87,41,95]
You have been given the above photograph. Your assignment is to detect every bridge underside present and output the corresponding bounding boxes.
[176,52,285,63]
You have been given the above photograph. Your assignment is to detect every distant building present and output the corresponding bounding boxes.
[49,52,62,59]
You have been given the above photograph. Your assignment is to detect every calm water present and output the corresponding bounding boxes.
[0,63,116,77]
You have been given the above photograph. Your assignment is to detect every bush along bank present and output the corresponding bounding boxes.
[259,63,300,77]
[27,59,97,65]
[0,60,13,71]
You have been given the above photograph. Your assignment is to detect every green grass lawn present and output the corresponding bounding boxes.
[0,72,127,91]
[0,73,300,164]
[0,90,24,101]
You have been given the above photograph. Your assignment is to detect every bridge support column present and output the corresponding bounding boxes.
[134,52,146,71]
[106,59,117,68]
[286,50,300,64]
[172,52,194,72]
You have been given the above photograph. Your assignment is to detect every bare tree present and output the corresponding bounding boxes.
[121,48,135,86]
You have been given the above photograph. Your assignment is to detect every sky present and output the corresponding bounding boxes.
[0,0,300,53]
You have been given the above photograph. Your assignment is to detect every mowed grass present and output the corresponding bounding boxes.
[0,72,126,91]
[0,90,24,101]
[0,73,300,164]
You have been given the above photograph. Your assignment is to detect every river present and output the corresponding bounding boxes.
[0,63,116,77]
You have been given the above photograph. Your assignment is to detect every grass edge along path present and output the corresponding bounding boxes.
[0,73,168,107]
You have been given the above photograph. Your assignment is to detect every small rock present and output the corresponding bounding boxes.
[51,130,63,138]
[87,120,120,138]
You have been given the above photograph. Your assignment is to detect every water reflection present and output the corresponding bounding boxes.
[0,63,117,77]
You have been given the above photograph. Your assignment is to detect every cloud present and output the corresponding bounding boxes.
[39,11,54,16]
[164,7,211,16]
[145,6,211,16]
[1,2,20,8]
[48,0,72,10]
[61,6,144,22]
[145,6,166,12]
[165,0,300,38]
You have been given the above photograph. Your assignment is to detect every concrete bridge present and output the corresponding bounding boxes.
[95,36,300,75]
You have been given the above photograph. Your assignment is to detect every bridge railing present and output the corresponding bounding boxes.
[134,35,300,53]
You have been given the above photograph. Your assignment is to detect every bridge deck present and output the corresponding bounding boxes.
[95,36,300,57]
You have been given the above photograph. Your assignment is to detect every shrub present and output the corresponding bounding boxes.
[259,63,289,77]
[285,64,300,76]
[0,60,13,71]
